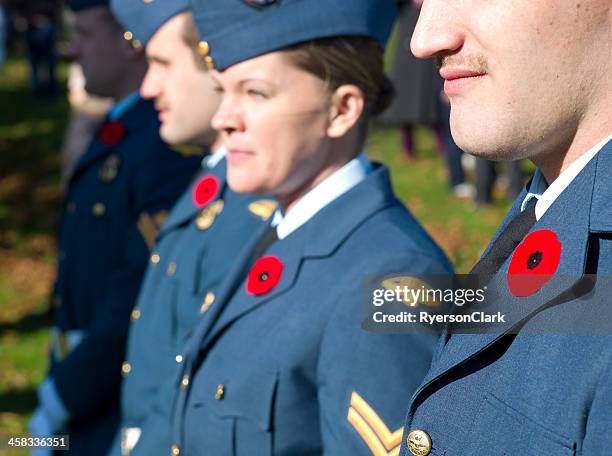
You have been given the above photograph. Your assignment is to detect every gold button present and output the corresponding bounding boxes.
[175,354,183,363]
[215,384,225,401]
[132,39,142,49]
[167,262,177,276]
[198,41,210,56]
[407,429,432,456]
[204,56,215,70]
[170,444,180,456]
[123,31,133,41]
[92,202,106,216]
[121,362,131,376]
[199,292,215,314]
[181,375,190,389]
[131,308,141,321]
[151,252,161,264]
[67,202,76,213]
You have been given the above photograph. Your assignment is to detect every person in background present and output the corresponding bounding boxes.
[400,0,612,454]
[170,0,452,454]
[12,0,61,95]
[28,0,202,454]
[106,0,277,454]
[381,0,445,159]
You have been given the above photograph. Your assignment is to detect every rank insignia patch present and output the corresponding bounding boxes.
[248,199,278,221]
[99,154,121,183]
[347,392,403,456]
[196,199,225,231]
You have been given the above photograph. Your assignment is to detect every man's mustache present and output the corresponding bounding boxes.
[437,54,489,74]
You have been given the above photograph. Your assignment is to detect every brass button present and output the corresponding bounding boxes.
[407,429,432,456]
[198,40,210,56]
[181,375,190,389]
[67,202,76,213]
[200,292,215,314]
[215,384,225,401]
[170,444,180,456]
[204,56,215,70]
[175,354,183,363]
[92,202,106,216]
[151,252,161,264]
[167,262,177,276]
[123,31,133,41]
[131,308,141,321]
[121,362,131,376]
[132,39,142,49]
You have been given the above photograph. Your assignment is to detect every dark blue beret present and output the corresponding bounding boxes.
[111,0,190,47]
[189,0,398,70]
[67,0,109,12]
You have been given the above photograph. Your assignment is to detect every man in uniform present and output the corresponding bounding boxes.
[107,1,277,454]
[400,0,611,455]
[28,1,202,454]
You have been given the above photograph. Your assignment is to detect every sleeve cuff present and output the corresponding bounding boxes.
[38,377,70,431]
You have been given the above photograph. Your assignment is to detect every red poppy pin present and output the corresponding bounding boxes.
[507,229,562,297]
[192,175,220,208]
[99,121,127,146]
[246,255,283,296]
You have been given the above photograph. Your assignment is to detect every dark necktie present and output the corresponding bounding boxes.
[249,224,279,265]
[470,203,537,276]
[443,203,537,343]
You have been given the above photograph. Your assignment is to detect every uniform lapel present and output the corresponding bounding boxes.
[69,97,157,183]
[409,152,601,412]
[158,159,223,237]
[187,164,397,362]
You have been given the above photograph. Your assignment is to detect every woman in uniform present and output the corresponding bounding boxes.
[171,0,453,454]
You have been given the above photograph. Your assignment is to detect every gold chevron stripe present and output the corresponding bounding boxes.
[348,407,400,456]
[350,392,403,449]
[347,392,403,455]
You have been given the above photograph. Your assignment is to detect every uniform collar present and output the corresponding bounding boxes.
[521,133,612,220]
[107,91,141,121]
[271,152,372,240]
[202,146,227,169]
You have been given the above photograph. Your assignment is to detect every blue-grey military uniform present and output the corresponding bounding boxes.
[172,163,453,455]
[112,156,277,456]
[170,1,454,454]
[104,1,278,454]
[48,92,202,455]
[399,140,612,456]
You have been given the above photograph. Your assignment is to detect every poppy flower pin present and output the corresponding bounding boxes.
[99,121,127,146]
[507,229,562,297]
[246,255,283,296]
[192,175,220,208]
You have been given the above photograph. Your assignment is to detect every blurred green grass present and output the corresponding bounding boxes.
[0,55,518,453]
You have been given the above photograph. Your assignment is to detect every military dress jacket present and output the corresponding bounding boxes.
[49,97,202,456]
[115,157,277,456]
[400,140,612,456]
[172,164,454,456]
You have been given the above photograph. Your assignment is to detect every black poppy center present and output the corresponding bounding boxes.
[526,251,543,270]
[259,271,269,282]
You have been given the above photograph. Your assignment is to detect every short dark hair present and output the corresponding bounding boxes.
[180,12,207,71]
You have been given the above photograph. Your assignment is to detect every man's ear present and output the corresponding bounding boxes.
[326,84,365,138]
